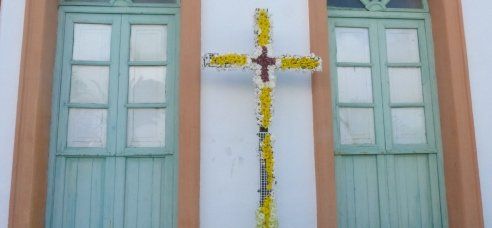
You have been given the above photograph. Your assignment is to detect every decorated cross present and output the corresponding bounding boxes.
[202,9,322,228]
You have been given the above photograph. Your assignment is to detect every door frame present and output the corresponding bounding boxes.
[8,0,483,227]
[328,15,448,226]
[309,0,483,227]
[45,10,180,227]
[8,0,200,227]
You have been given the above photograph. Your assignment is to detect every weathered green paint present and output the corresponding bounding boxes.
[45,5,179,228]
[329,9,448,228]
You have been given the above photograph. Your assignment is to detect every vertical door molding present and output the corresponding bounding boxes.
[308,0,338,227]
[9,0,203,227]
[177,0,201,227]
[315,0,483,227]
[428,0,484,227]
[9,0,58,227]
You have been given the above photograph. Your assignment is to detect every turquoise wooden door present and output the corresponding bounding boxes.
[329,18,448,228]
[46,10,178,228]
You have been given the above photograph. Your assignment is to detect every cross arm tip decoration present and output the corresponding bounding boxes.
[255,8,272,47]
[202,53,250,69]
[278,54,322,72]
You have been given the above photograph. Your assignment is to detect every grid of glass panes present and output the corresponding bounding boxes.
[67,23,112,148]
[334,27,377,146]
[333,22,430,150]
[384,28,427,145]
[126,24,167,148]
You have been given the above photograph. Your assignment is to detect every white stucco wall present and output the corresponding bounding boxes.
[461,0,492,227]
[201,1,317,227]
[0,0,26,227]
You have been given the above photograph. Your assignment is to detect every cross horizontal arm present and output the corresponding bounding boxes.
[202,53,251,69]
[278,55,322,72]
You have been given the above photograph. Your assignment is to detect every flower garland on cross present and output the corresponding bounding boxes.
[202,8,322,228]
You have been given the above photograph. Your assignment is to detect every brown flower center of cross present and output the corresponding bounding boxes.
[252,46,276,82]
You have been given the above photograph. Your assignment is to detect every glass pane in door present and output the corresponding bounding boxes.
[70,66,109,104]
[335,27,370,63]
[73,24,112,61]
[388,68,423,103]
[339,108,375,145]
[391,108,427,144]
[127,109,166,147]
[337,67,373,103]
[386,29,420,63]
[130,25,167,61]
[67,109,108,147]
[128,66,167,103]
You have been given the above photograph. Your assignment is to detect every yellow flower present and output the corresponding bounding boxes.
[257,133,278,228]
[209,54,248,67]
[257,195,278,228]
[258,87,272,128]
[256,9,271,46]
[280,56,320,70]
[261,134,275,191]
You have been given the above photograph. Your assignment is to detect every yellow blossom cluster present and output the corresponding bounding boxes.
[256,9,271,47]
[257,133,278,228]
[257,195,278,228]
[258,87,273,128]
[209,54,248,67]
[261,134,275,191]
[280,56,321,70]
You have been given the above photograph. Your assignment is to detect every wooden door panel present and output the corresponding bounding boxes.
[52,157,107,228]
[122,157,174,228]
[385,155,442,228]
[336,156,381,228]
